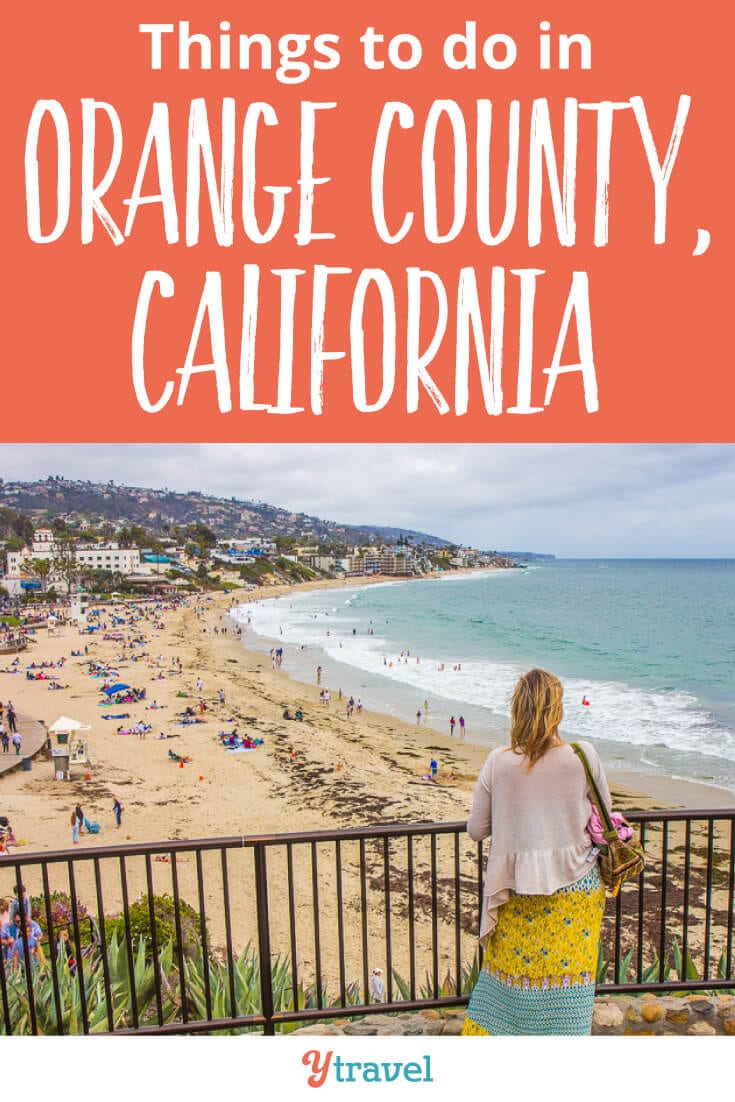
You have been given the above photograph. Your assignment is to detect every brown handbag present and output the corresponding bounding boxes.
[572,743,645,896]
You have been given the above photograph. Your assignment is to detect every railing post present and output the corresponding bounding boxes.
[253,842,275,1035]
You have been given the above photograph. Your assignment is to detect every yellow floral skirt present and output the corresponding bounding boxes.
[462,867,605,1035]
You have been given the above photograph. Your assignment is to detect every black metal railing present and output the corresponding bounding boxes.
[0,808,733,1035]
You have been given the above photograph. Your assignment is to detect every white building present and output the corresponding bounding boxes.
[217,538,277,555]
[75,545,141,573]
[6,529,141,579]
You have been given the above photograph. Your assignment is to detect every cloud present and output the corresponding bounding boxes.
[0,443,732,557]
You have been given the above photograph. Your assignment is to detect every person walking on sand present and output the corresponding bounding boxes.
[462,668,610,1037]
[71,809,80,844]
[112,797,123,828]
[449,716,456,736]
[316,665,322,686]
[459,715,466,738]
[416,709,422,726]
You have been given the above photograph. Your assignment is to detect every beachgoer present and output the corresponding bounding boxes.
[13,919,45,971]
[449,716,456,736]
[459,715,465,737]
[6,704,17,733]
[71,810,79,843]
[371,967,386,1003]
[0,725,8,753]
[0,899,14,962]
[12,731,21,755]
[316,666,322,685]
[462,668,610,1037]
[9,884,30,926]
[113,797,123,828]
[429,758,438,778]
[56,926,77,973]
[218,688,225,704]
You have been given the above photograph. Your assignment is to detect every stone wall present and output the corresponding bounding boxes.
[292,995,735,1036]
[592,994,735,1036]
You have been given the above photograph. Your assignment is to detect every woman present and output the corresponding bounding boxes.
[462,668,611,1036]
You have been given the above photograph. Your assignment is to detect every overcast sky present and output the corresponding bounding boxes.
[0,444,732,558]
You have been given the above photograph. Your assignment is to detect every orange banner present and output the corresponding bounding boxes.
[3,2,731,441]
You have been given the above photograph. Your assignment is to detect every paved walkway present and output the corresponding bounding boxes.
[0,713,48,778]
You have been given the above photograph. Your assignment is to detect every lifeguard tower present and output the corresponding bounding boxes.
[69,592,89,625]
[48,715,91,780]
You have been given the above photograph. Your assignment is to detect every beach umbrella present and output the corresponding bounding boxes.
[102,682,130,695]
[49,716,92,733]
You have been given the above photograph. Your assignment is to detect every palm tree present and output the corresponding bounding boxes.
[31,558,52,593]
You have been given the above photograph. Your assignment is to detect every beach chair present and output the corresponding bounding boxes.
[83,818,101,834]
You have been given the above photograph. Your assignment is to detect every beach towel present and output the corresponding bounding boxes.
[103,714,130,720]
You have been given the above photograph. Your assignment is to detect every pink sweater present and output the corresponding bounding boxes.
[467,740,612,947]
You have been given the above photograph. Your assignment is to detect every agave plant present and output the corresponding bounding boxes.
[181,944,365,1034]
[0,935,179,1035]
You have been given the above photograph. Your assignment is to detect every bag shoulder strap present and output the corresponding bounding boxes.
[571,742,614,833]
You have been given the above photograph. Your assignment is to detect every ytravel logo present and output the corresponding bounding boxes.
[302,1049,435,1088]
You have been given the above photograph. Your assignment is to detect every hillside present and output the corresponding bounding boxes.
[0,477,453,549]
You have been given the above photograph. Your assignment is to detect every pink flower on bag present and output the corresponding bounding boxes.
[586,803,633,845]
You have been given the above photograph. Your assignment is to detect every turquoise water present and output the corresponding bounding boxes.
[235,560,735,793]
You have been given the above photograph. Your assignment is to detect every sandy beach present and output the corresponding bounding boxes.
[0,580,731,994]
[1,582,732,859]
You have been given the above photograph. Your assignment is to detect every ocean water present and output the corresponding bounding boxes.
[231,560,735,794]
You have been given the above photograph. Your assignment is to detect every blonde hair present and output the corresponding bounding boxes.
[509,668,564,766]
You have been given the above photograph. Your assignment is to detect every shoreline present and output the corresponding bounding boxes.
[223,584,735,812]
[0,583,731,872]
[227,579,735,811]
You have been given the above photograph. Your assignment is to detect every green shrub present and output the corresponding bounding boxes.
[104,893,203,960]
